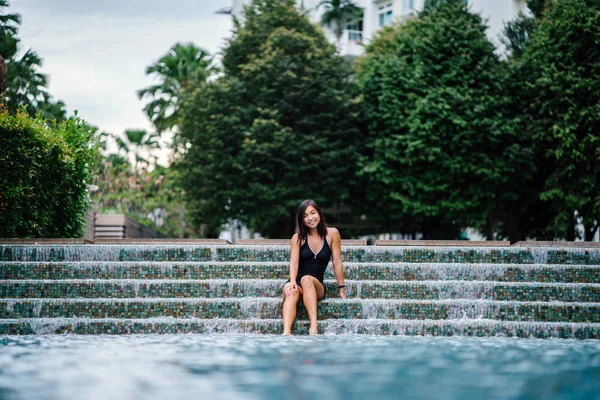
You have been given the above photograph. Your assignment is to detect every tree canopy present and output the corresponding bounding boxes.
[0,0,67,122]
[138,42,213,136]
[520,0,600,240]
[317,0,362,46]
[356,0,528,239]
[180,0,363,238]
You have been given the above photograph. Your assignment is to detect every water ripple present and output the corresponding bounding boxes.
[0,335,599,400]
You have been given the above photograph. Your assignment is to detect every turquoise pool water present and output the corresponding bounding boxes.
[1,335,599,400]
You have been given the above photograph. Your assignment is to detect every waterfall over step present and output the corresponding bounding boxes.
[1,244,599,338]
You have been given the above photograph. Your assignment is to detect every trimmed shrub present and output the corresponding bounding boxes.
[0,109,98,237]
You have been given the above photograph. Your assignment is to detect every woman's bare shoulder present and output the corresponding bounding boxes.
[326,227,340,240]
[290,233,299,248]
[327,226,340,235]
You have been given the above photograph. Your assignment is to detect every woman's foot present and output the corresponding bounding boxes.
[309,325,318,335]
[282,331,291,336]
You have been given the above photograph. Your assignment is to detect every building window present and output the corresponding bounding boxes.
[402,0,414,14]
[346,17,364,42]
[378,2,393,27]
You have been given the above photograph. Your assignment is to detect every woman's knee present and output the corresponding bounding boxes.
[283,292,300,306]
[282,284,300,298]
[300,276,315,288]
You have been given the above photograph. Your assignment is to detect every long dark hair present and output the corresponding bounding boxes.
[296,199,327,244]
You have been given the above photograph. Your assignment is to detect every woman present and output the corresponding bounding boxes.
[281,199,346,335]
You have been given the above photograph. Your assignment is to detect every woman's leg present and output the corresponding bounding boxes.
[282,282,303,335]
[299,276,325,335]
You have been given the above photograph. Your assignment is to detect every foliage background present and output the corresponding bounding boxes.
[0,110,98,237]
[180,0,364,238]
[1,0,599,241]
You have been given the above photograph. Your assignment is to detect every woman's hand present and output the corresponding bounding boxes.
[339,287,347,299]
[287,281,299,297]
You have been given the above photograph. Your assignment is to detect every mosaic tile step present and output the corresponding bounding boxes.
[2,298,599,322]
[2,262,600,283]
[0,245,215,262]
[1,318,599,339]
[3,279,600,303]
[214,246,541,264]
[3,245,599,264]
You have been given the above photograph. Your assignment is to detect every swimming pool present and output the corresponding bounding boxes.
[1,335,599,400]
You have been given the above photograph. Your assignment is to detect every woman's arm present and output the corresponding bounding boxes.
[289,233,300,288]
[330,228,346,299]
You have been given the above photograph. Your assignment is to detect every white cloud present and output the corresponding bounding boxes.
[11,2,233,163]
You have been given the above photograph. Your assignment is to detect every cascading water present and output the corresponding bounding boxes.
[1,243,599,338]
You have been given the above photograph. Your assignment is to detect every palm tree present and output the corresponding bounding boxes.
[4,49,49,115]
[38,99,67,123]
[115,129,161,171]
[0,0,21,99]
[317,0,362,48]
[137,42,213,135]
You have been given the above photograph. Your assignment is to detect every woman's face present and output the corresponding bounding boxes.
[303,205,320,229]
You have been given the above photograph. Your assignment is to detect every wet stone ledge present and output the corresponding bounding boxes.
[215,247,538,264]
[1,245,600,265]
[0,262,289,280]
[2,299,600,323]
[0,245,213,262]
[327,264,600,283]
[2,280,600,303]
[2,262,600,283]
[1,319,600,339]
[513,241,600,248]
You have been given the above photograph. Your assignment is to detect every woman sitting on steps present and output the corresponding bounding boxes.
[281,199,346,335]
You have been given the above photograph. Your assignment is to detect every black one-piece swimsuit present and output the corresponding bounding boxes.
[285,235,332,298]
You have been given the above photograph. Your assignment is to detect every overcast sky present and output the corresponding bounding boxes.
[11,0,233,160]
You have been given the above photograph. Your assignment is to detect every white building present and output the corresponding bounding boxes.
[225,0,527,55]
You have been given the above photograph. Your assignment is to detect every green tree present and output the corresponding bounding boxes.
[181,0,363,238]
[4,48,50,114]
[492,0,558,241]
[501,0,548,57]
[37,98,68,123]
[356,0,524,239]
[137,42,213,135]
[93,125,198,238]
[114,129,161,171]
[316,0,362,47]
[521,0,600,241]
[0,0,19,97]
[0,0,67,121]
[0,0,49,114]
[93,159,197,238]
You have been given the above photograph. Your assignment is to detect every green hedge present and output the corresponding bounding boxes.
[0,110,98,237]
